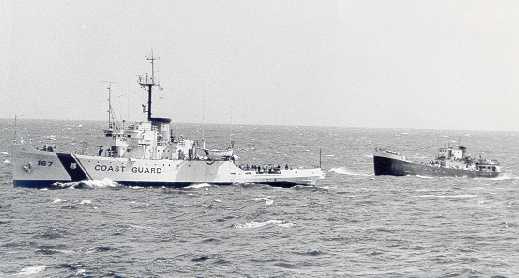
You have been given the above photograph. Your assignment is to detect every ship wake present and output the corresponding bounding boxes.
[486,173,519,181]
[329,167,372,177]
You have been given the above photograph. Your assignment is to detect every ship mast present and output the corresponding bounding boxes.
[106,81,113,129]
[138,51,160,121]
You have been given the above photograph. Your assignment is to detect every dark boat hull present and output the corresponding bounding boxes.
[373,155,500,178]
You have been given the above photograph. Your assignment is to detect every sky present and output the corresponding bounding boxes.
[1,0,519,131]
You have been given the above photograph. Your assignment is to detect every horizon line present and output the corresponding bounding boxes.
[0,117,517,133]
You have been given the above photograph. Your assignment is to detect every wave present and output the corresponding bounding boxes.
[416,175,434,179]
[253,197,274,206]
[17,266,46,276]
[234,220,294,229]
[55,178,120,189]
[417,194,477,199]
[79,200,92,205]
[52,198,65,203]
[488,173,519,181]
[185,183,212,189]
[329,167,372,177]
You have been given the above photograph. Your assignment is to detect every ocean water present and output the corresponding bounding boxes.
[1,119,519,277]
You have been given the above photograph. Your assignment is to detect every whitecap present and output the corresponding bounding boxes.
[416,175,434,179]
[214,199,222,203]
[277,222,294,228]
[17,265,46,276]
[324,154,335,157]
[329,167,371,177]
[52,198,65,203]
[3,159,11,164]
[79,200,91,205]
[57,179,118,189]
[85,178,119,188]
[234,220,293,229]
[254,197,274,206]
[0,151,8,155]
[186,183,212,189]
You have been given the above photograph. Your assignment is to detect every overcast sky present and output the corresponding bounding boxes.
[1,0,518,130]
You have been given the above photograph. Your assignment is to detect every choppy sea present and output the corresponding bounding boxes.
[1,119,518,277]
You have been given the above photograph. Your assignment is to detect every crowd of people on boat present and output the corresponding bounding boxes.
[238,163,291,174]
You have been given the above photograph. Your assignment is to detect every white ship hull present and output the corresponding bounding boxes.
[12,145,324,188]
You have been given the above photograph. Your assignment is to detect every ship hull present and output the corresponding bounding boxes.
[11,145,323,189]
[373,155,500,178]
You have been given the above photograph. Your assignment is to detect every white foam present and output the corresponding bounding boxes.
[488,173,519,181]
[254,197,274,206]
[324,154,335,157]
[0,151,8,155]
[214,199,222,203]
[17,266,46,276]
[3,159,11,164]
[234,220,293,229]
[277,222,295,228]
[329,167,371,177]
[52,198,65,203]
[416,175,434,179]
[186,183,212,189]
[79,178,119,189]
[79,200,91,205]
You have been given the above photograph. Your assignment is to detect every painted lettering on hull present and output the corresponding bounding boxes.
[93,164,162,174]
[94,164,127,172]
[131,167,162,174]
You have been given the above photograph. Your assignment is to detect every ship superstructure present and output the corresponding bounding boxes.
[373,145,501,178]
[11,54,324,188]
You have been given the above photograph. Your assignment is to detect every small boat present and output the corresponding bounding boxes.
[373,145,501,178]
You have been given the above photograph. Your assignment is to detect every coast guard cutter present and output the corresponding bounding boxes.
[11,54,324,188]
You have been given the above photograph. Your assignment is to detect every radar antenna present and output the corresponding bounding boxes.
[138,50,160,121]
